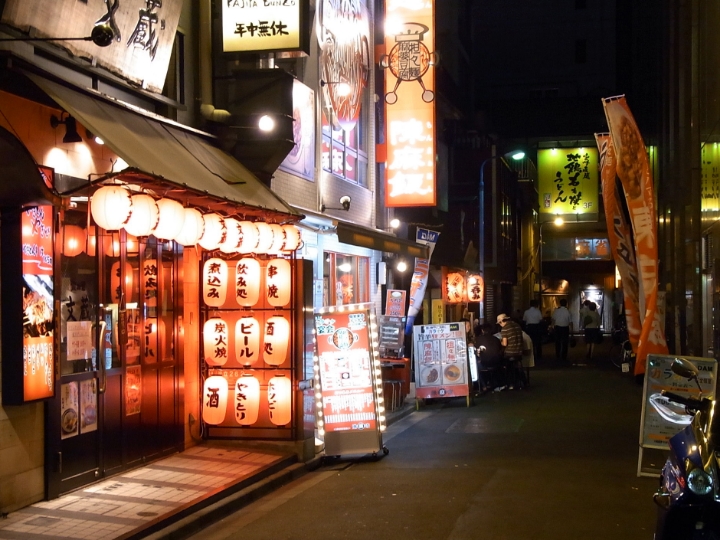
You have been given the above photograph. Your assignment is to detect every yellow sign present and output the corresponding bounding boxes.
[538,148,599,215]
[222,1,304,53]
[701,144,720,212]
[431,299,444,324]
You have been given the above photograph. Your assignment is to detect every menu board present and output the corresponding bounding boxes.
[413,323,469,399]
[378,315,405,359]
[80,379,98,434]
[640,354,717,449]
[315,309,378,433]
[60,382,79,439]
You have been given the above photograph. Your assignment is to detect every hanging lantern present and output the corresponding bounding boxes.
[266,258,291,307]
[199,213,225,251]
[123,194,159,237]
[236,258,261,307]
[282,224,301,252]
[235,316,261,365]
[238,221,260,253]
[203,318,229,366]
[202,257,228,307]
[466,274,484,303]
[263,315,290,366]
[268,224,286,253]
[176,208,205,246]
[202,375,228,425]
[445,272,466,304]
[219,217,242,253]
[234,374,260,425]
[110,261,134,303]
[90,185,132,231]
[268,374,291,426]
[86,226,97,256]
[255,222,274,254]
[153,198,185,240]
[62,224,85,257]
[105,233,138,257]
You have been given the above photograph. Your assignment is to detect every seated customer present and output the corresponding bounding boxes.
[475,323,503,392]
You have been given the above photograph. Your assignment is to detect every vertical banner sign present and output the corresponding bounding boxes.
[537,147,599,216]
[595,133,642,353]
[603,96,668,375]
[22,206,54,401]
[405,229,440,334]
[382,0,437,207]
[314,309,378,433]
[413,323,469,399]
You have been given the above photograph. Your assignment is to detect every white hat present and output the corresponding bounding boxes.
[496,313,509,324]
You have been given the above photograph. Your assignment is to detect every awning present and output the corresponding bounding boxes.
[25,73,299,221]
[335,222,428,259]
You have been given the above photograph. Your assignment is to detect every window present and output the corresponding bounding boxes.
[321,107,369,187]
[323,252,370,306]
[162,31,185,104]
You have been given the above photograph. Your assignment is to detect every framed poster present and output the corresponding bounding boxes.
[79,379,98,434]
[125,365,142,416]
[60,382,79,439]
[412,322,470,400]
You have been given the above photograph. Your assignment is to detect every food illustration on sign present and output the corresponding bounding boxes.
[444,365,461,382]
[331,327,356,350]
[422,366,439,384]
[62,408,78,434]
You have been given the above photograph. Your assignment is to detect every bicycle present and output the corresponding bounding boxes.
[611,339,636,372]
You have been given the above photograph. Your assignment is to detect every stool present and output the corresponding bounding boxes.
[384,380,403,411]
[503,357,525,389]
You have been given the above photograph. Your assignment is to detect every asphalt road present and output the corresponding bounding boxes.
[189,340,661,540]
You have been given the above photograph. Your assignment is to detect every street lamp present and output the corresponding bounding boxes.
[478,149,525,320]
[538,216,564,300]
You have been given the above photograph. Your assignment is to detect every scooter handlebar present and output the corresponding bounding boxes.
[661,390,706,411]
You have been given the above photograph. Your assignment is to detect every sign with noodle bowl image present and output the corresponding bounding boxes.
[412,322,469,400]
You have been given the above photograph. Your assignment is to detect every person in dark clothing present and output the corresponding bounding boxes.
[475,323,503,392]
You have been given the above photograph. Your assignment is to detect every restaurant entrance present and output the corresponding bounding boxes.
[46,207,182,497]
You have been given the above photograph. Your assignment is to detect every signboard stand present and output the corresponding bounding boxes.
[637,353,718,477]
[412,323,471,408]
[314,305,388,460]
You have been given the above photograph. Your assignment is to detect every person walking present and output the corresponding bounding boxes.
[583,302,602,360]
[552,299,573,363]
[497,313,526,389]
[523,300,544,360]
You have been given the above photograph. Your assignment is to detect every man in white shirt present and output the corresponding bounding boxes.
[523,300,544,360]
[552,299,573,362]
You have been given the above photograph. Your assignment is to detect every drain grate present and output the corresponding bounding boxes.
[446,417,524,434]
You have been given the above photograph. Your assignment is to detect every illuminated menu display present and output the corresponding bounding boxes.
[315,310,377,432]
[22,206,54,401]
[383,0,436,207]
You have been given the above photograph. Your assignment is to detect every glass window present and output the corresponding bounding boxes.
[323,252,370,306]
[320,106,368,187]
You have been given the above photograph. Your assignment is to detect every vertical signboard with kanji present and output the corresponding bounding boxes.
[538,147,599,218]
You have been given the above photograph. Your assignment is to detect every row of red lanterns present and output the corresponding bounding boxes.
[203,373,291,426]
[203,315,290,367]
[89,185,301,253]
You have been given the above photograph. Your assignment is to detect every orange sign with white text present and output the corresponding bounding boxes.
[382,0,436,207]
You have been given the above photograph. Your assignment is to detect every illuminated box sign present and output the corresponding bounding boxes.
[1,0,183,94]
[538,147,599,216]
[222,0,309,53]
[701,144,720,212]
[383,0,437,207]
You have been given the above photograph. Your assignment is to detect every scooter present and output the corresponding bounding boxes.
[654,357,720,539]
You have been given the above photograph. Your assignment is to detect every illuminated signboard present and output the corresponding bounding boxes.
[538,147,599,216]
[222,0,309,53]
[412,322,469,400]
[22,205,55,402]
[701,143,720,212]
[382,0,437,207]
[1,0,183,94]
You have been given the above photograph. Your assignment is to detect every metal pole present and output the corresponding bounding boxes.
[539,223,543,302]
[478,157,492,323]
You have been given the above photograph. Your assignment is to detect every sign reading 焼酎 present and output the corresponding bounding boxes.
[222,0,308,53]
[538,147,599,216]
[383,0,436,207]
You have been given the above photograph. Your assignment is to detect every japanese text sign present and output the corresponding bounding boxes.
[222,0,307,53]
[538,147,599,216]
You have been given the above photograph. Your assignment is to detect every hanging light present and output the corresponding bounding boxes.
[238,221,260,253]
[268,224,286,253]
[110,261,134,303]
[282,224,301,252]
[176,208,205,247]
[255,222,274,254]
[202,257,228,307]
[199,213,225,251]
[466,274,484,303]
[153,198,185,240]
[202,375,229,425]
[234,374,260,425]
[268,374,291,426]
[105,233,138,257]
[203,318,229,366]
[266,258,291,307]
[219,217,242,253]
[123,193,159,237]
[62,224,85,257]
[235,316,261,365]
[263,315,290,366]
[236,258,261,307]
[90,185,132,231]
[445,272,466,304]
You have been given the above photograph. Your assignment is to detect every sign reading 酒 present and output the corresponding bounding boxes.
[222,0,306,53]
[1,0,183,94]
[382,0,436,207]
[538,147,599,216]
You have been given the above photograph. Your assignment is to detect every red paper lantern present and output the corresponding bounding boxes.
[235,316,261,365]
[110,261,134,303]
[62,224,85,257]
[238,221,260,253]
[203,257,228,307]
[466,274,484,303]
[263,315,290,366]
[219,217,242,253]
[199,213,225,251]
[153,198,185,241]
[90,185,132,231]
[123,193,159,238]
[266,258,291,307]
[235,258,261,307]
[282,224,301,252]
[268,374,291,426]
[203,318,229,366]
[234,374,260,425]
[202,375,228,425]
[255,222,274,254]
[445,272,466,304]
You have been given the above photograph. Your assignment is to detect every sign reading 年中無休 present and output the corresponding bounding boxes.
[537,147,599,216]
[222,0,309,53]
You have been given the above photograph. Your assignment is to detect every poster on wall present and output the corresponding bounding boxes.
[125,365,142,416]
[60,382,79,440]
[412,322,469,400]
[66,321,92,362]
[80,379,98,434]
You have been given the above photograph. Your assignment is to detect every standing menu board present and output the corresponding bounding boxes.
[638,354,717,476]
[413,323,469,400]
[314,306,385,456]
[378,315,405,359]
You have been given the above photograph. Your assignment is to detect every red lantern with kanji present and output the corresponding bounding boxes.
[235,316,261,365]
[236,258,261,307]
[255,222,274,254]
[202,375,228,425]
[268,374,291,426]
[203,258,228,307]
[238,221,260,253]
[282,224,301,252]
[263,315,290,366]
[234,374,260,425]
[203,318,229,366]
[466,274,484,303]
[266,258,291,307]
[445,272,466,304]
[219,217,242,254]
[110,261,134,303]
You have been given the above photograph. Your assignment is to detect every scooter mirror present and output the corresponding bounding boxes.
[671,357,699,380]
